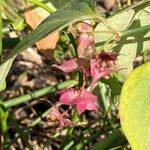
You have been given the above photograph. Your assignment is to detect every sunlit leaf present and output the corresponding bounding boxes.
[94,2,150,79]
[119,63,150,150]
[0,57,15,86]
[0,81,6,92]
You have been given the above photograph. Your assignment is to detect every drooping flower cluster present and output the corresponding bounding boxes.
[54,51,117,83]
[59,88,98,115]
[46,22,118,129]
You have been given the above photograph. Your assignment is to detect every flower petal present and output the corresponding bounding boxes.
[86,102,98,112]
[77,34,94,53]
[90,58,103,82]
[80,88,97,102]
[53,58,79,73]
[59,88,79,105]
[76,100,87,115]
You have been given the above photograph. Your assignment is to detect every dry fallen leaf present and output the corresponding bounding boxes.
[21,48,43,65]
[23,3,59,60]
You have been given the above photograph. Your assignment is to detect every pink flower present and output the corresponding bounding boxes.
[77,33,94,55]
[76,22,95,59]
[47,106,74,128]
[53,58,90,76]
[91,52,117,82]
[59,88,98,115]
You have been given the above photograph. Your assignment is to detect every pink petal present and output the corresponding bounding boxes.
[49,106,61,119]
[86,102,98,112]
[79,88,97,102]
[74,88,97,115]
[53,58,79,73]
[90,59,103,82]
[76,100,87,115]
[77,34,94,52]
[59,88,79,105]
[82,67,91,77]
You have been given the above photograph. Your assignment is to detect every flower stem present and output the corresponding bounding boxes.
[28,107,56,127]
[60,109,78,150]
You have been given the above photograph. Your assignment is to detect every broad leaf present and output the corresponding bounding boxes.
[119,63,150,150]
[101,75,122,97]
[94,1,150,79]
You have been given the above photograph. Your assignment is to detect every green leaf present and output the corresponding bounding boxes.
[0,57,15,86]
[101,75,122,97]
[94,2,150,79]
[48,0,72,9]
[92,129,127,150]
[119,63,150,150]
[12,18,26,31]
[0,81,6,92]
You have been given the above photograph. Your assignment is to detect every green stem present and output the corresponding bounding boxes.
[2,80,77,108]
[28,108,51,127]
[0,104,10,150]
[60,110,78,150]
[27,0,56,13]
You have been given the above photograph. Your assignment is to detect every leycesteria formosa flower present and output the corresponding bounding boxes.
[77,33,94,54]
[91,51,117,83]
[77,21,95,59]
[59,88,98,115]
[46,106,74,128]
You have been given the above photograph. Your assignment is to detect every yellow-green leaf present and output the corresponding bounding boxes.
[119,63,150,150]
